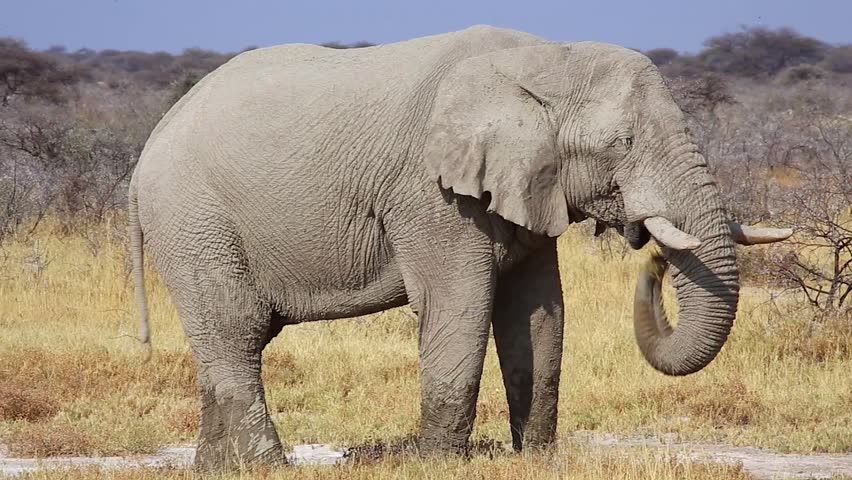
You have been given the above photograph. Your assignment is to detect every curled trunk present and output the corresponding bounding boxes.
[628,147,740,376]
[633,217,739,376]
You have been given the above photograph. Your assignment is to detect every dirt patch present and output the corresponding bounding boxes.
[344,435,507,464]
[0,444,347,476]
[571,432,852,480]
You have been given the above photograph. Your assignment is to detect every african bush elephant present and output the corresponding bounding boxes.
[128,25,791,470]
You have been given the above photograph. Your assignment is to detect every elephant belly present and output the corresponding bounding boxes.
[270,259,408,323]
[242,208,409,323]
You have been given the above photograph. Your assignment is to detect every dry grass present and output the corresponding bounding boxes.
[0,217,850,474]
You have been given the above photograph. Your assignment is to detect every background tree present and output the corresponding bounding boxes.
[698,26,827,78]
[821,45,852,74]
[644,48,679,67]
[0,38,80,105]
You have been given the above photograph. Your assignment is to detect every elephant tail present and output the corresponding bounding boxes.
[128,177,152,362]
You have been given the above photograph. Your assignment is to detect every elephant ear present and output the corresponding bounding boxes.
[424,44,573,237]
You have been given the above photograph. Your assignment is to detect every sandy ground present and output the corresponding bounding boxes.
[0,444,341,477]
[2,435,852,479]
[575,433,852,480]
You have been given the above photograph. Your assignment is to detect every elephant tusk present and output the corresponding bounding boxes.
[728,222,793,245]
[643,216,702,251]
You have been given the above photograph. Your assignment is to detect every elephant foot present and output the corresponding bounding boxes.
[195,383,287,472]
[518,428,557,452]
[415,432,471,458]
[195,432,285,472]
[510,397,558,452]
[416,382,480,458]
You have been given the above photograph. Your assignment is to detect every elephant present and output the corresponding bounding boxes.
[127,25,792,470]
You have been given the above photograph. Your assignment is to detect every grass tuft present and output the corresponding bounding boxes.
[767,312,852,363]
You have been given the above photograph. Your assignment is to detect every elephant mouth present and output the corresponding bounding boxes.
[582,188,650,250]
[593,219,650,250]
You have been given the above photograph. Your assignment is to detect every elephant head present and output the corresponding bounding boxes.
[424,42,791,376]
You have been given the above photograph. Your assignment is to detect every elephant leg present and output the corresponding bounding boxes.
[166,261,285,471]
[193,358,283,471]
[398,243,496,454]
[492,239,564,451]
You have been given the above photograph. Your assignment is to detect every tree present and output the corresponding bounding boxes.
[0,38,79,105]
[699,27,827,77]
[821,45,852,74]
[645,48,679,67]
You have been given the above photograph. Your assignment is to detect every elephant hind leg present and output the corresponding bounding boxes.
[163,259,286,471]
[195,362,284,470]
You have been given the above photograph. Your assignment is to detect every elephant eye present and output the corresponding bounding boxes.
[612,136,633,153]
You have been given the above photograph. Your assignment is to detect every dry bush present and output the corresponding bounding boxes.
[821,45,852,74]
[52,46,231,89]
[775,64,828,85]
[668,73,735,116]
[665,67,852,302]
[764,115,852,313]
[0,348,198,456]
[0,39,177,239]
[658,55,708,79]
[0,85,166,239]
[0,381,59,422]
[735,246,777,287]
[0,107,137,224]
[167,71,202,108]
[4,420,95,457]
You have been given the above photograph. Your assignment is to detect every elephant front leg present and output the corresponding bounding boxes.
[400,256,496,454]
[417,306,492,453]
[492,239,564,451]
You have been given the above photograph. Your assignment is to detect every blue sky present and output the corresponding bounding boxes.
[3,0,850,54]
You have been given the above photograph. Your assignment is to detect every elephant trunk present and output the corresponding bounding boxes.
[628,154,740,376]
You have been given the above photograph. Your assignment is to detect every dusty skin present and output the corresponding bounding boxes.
[127,25,792,469]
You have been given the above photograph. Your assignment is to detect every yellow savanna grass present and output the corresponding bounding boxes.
[1,217,850,478]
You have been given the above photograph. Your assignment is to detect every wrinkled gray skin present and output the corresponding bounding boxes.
[129,26,743,470]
